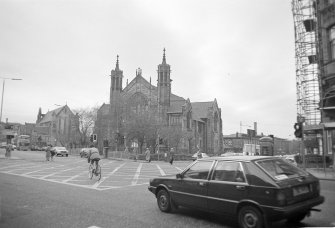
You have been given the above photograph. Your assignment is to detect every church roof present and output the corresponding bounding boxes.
[39,105,70,124]
[191,101,214,120]
[167,99,185,113]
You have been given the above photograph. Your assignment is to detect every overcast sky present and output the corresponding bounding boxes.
[0,0,297,139]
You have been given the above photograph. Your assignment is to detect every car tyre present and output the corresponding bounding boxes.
[238,205,263,228]
[286,212,307,224]
[157,189,172,213]
[66,154,68,157]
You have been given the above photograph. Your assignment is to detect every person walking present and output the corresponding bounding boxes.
[145,148,151,162]
[50,146,56,161]
[45,144,51,161]
[169,148,174,165]
[5,143,12,159]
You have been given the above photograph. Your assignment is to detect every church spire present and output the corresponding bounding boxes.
[162,48,166,64]
[115,55,119,70]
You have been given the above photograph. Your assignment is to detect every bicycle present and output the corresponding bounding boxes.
[88,163,102,181]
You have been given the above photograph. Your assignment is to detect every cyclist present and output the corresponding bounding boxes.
[87,144,100,175]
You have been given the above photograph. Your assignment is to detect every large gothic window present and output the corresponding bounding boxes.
[214,112,218,132]
[329,25,335,60]
[128,92,148,115]
[186,111,191,129]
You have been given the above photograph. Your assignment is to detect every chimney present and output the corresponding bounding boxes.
[254,122,257,136]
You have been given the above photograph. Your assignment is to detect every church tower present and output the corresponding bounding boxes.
[110,55,123,106]
[157,48,171,118]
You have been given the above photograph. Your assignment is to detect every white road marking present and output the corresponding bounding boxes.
[175,167,183,171]
[92,163,126,189]
[0,159,189,191]
[131,163,143,185]
[22,165,64,175]
[40,167,80,179]
[156,164,166,176]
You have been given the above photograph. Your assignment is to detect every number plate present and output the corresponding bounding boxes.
[293,185,309,196]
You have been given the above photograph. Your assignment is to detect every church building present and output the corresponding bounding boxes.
[95,49,223,155]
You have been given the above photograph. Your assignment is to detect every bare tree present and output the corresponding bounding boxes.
[160,125,184,153]
[73,106,99,146]
[123,110,159,154]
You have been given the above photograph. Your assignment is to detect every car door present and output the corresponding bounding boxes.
[207,161,248,215]
[172,160,214,210]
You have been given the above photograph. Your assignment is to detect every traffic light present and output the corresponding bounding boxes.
[294,122,303,138]
[159,138,163,144]
[93,134,97,142]
[90,134,93,142]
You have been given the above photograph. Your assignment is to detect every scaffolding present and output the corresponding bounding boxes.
[292,0,321,125]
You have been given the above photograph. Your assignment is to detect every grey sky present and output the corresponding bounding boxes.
[0,0,297,139]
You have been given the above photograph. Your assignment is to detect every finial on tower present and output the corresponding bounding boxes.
[162,48,166,64]
[115,55,119,70]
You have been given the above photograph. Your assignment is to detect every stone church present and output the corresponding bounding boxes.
[95,49,223,154]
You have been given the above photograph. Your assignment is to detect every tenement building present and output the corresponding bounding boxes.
[95,49,223,154]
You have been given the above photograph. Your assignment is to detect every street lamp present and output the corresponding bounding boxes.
[0,77,22,123]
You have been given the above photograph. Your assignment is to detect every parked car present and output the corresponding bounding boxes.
[191,152,209,161]
[148,156,324,228]
[80,148,90,158]
[0,142,7,148]
[52,147,69,157]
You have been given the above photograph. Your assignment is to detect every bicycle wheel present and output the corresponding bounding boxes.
[96,164,102,181]
[88,164,93,179]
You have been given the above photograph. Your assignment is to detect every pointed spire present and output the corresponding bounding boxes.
[162,48,166,64]
[115,55,119,70]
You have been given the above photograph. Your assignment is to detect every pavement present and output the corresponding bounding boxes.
[306,168,335,181]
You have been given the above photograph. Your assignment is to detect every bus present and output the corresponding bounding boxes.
[17,135,30,151]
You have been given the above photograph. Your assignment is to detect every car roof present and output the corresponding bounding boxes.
[199,155,275,162]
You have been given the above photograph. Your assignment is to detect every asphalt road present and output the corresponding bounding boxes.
[0,150,334,228]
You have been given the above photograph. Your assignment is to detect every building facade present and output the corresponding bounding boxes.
[35,105,80,147]
[95,50,223,154]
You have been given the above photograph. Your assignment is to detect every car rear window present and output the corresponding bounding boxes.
[256,158,308,180]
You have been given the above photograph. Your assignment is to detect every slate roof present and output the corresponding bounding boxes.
[167,99,186,113]
[191,101,214,121]
[38,106,67,124]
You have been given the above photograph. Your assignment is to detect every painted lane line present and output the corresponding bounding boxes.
[21,165,65,175]
[40,167,80,179]
[131,163,143,185]
[62,171,88,183]
[156,164,166,176]
[0,163,37,170]
[92,163,126,189]
[175,167,183,171]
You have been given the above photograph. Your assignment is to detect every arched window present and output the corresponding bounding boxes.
[186,111,191,129]
[116,77,119,90]
[329,25,335,60]
[214,112,218,132]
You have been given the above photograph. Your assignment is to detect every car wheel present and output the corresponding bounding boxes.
[287,212,307,224]
[238,205,263,228]
[66,154,68,157]
[157,189,172,213]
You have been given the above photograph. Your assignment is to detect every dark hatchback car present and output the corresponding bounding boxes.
[148,156,324,228]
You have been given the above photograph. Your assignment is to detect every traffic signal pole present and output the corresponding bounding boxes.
[301,124,306,170]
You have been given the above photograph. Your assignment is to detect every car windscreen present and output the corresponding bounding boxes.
[256,158,308,181]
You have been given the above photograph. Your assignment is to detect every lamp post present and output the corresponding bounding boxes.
[0,77,22,123]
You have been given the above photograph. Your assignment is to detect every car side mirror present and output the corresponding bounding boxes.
[176,173,183,179]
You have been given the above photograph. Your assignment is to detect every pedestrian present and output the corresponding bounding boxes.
[5,143,12,159]
[145,148,151,162]
[45,144,51,161]
[169,148,174,165]
[50,145,56,161]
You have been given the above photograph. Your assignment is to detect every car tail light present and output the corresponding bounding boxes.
[316,181,320,194]
[276,190,287,206]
